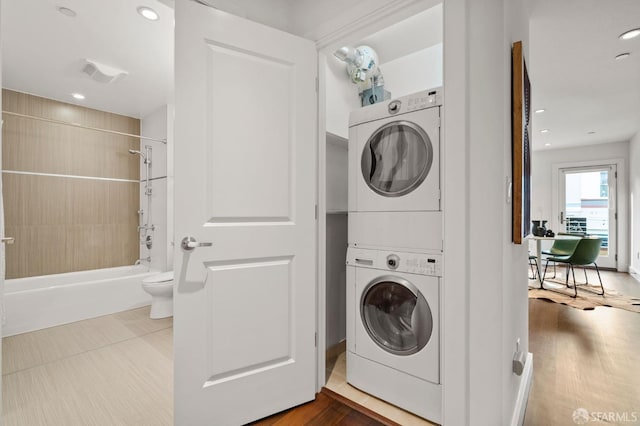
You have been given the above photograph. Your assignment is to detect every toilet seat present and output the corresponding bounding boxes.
[143,271,174,284]
[142,281,173,290]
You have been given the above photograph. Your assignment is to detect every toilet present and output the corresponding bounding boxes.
[142,271,174,319]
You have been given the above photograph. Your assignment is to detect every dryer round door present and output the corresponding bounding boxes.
[360,275,433,356]
[361,120,433,197]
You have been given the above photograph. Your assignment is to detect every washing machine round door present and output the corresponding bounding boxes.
[360,276,433,356]
[361,121,433,197]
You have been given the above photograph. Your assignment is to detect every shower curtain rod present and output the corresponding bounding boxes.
[1,111,168,145]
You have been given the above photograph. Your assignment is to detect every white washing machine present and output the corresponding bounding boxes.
[346,246,442,423]
[348,88,443,252]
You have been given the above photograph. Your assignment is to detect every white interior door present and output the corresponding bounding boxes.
[558,165,617,269]
[174,1,318,424]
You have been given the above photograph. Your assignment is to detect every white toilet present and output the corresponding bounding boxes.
[142,271,174,319]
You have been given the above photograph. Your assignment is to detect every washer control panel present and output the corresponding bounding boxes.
[402,253,442,276]
[386,254,400,269]
[347,247,442,277]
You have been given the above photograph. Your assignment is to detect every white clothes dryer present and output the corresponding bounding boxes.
[346,247,442,423]
[348,89,443,252]
[348,88,442,214]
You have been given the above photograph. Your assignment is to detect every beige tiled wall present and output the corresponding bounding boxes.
[2,89,140,279]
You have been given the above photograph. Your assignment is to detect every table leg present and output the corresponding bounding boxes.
[536,239,544,288]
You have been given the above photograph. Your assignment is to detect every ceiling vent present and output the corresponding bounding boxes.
[82,59,128,84]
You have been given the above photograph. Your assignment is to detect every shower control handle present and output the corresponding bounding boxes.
[181,236,213,252]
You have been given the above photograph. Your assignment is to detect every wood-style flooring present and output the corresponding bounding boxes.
[524,268,640,425]
[251,388,398,426]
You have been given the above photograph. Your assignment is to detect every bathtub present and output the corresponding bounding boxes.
[3,265,159,337]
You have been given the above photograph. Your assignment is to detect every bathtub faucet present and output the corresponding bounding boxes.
[134,257,151,265]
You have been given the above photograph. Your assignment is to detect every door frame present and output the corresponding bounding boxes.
[551,158,628,271]
[313,0,443,391]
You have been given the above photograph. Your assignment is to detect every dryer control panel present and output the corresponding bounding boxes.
[347,247,442,277]
[349,87,443,127]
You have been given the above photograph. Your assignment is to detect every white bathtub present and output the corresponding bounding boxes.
[3,265,158,337]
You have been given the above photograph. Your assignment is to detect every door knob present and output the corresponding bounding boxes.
[1,237,15,244]
[181,236,212,252]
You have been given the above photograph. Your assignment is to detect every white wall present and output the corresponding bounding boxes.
[442,0,531,424]
[140,105,172,272]
[381,43,443,99]
[531,141,630,271]
[325,58,361,139]
[627,134,640,273]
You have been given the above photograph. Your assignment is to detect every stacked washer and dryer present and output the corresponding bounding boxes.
[346,88,443,423]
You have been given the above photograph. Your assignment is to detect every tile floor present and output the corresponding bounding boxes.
[325,351,437,426]
[2,306,173,426]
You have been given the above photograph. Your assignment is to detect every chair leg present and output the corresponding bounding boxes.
[594,263,604,296]
[542,260,552,289]
[570,264,577,298]
[583,266,589,284]
[552,261,556,279]
[529,258,537,280]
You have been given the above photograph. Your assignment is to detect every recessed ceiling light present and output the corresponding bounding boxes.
[535,109,546,113]
[545,143,551,146]
[137,6,159,21]
[619,28,640,40]
[615,53,631,60]
[540,129,550,133]
[588,131,596,134]
[57,6,77,17]
[72,93,85,100]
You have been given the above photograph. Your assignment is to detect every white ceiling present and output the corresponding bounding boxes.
[529,0,640,151]
[3,0,639,149]
[1,0,174,119]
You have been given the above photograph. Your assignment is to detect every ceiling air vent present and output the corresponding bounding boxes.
[82,59,128,84]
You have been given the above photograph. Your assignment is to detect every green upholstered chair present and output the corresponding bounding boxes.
[542,237,604,298]
[541,237,581,279]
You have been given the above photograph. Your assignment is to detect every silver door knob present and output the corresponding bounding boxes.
[1,237,15,244]
[181,236,212,252]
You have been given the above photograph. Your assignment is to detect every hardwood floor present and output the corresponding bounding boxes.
[251,388,399,426]
[524,269,640,425]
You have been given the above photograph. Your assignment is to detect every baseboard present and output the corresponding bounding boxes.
[510,352,533,426]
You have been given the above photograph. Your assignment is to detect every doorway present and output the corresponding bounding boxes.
[557,164,618,269]
[318,4,443,425]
